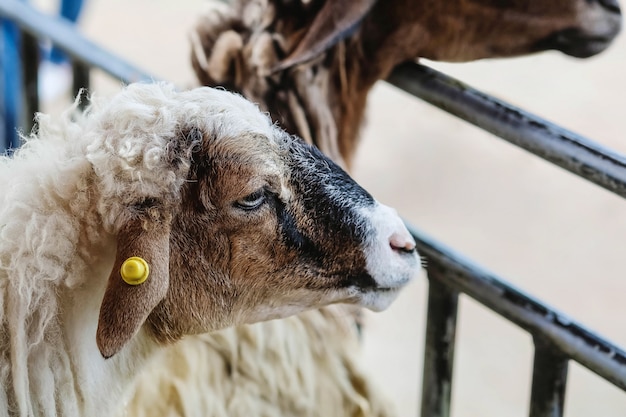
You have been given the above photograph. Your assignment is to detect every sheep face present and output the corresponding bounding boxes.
[148,130,419,343]
[92,84,419,357]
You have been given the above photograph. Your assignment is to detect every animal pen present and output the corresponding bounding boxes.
[1,1,625,416]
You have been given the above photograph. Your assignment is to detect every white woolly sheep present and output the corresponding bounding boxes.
[0,82,419,417]
[123,1,622,416]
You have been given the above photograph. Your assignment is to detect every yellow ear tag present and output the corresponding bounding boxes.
[120,257,150,285]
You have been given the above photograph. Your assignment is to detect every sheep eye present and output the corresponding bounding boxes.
[234,189,267,210]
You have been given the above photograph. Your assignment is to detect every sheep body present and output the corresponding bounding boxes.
[128,307,393,417]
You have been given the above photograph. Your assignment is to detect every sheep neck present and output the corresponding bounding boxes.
[55,199,162,417]
[59,276,162,417]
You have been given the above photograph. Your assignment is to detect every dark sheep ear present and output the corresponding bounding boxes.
[96,215,171,359]
[273,0,377,72]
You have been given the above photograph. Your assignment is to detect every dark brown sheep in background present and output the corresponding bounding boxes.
[191,0,621,168]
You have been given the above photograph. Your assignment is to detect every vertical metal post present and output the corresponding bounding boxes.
[529,336,569,417]
[21,29,38,136]
[71,59,89,110]
[420,265,459,417]
[0,20,6,150]
[1,16,21,151]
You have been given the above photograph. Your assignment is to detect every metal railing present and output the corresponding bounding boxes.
[0,0,154,150]
[388,63,626,417]
[1,1,625,416]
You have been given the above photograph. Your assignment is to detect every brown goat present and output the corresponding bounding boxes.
[191,0,622,168]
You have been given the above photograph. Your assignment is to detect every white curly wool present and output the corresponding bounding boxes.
[0,97,101,417]
[126,306,395,417]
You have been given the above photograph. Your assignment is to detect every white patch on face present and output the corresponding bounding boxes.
[357,202,421,311]
[357,288,404,312]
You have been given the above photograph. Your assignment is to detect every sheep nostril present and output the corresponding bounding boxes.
[390,233,416,254]
[394,245,416,255]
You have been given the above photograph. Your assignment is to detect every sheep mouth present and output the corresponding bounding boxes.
[336,273,409,293]
[374,286,404,292]
[533,28,619,58]
[337,271,378,290]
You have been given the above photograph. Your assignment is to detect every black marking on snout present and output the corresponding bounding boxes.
[289,138,374,210]
[273,191,377,290]
[338,272,378,291]
[596,0,621,15]
[276,137,381,290]
[273,194,377,290]
[286,140,375,264]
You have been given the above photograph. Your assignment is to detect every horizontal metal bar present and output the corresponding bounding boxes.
[406,223,626,392]
[0,0,155,84]
[420,274,459,417]
[529,337,569,417]
[388,62,626,199]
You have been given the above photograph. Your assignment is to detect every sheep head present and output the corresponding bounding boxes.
[86,83,419,358]
[358,0,622,67]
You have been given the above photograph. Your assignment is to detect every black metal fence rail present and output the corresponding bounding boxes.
[0,0,154,150]
[2,2,625,417]
[388,63,626,198]
[388,63,626,417]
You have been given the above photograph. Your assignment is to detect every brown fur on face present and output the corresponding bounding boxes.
[191,0,621,167]
[89,84,414,359]
[145,129,377,344]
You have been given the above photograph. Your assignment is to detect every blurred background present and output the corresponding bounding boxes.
[25,0,626,415]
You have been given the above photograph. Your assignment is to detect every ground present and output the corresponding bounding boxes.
[32,0,626,415]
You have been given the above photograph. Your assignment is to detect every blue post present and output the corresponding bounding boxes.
[1,16,22,152]
[48,0,83,64]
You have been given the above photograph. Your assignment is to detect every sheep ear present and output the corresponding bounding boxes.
[273,0,377,72]
[97,217,171,359]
